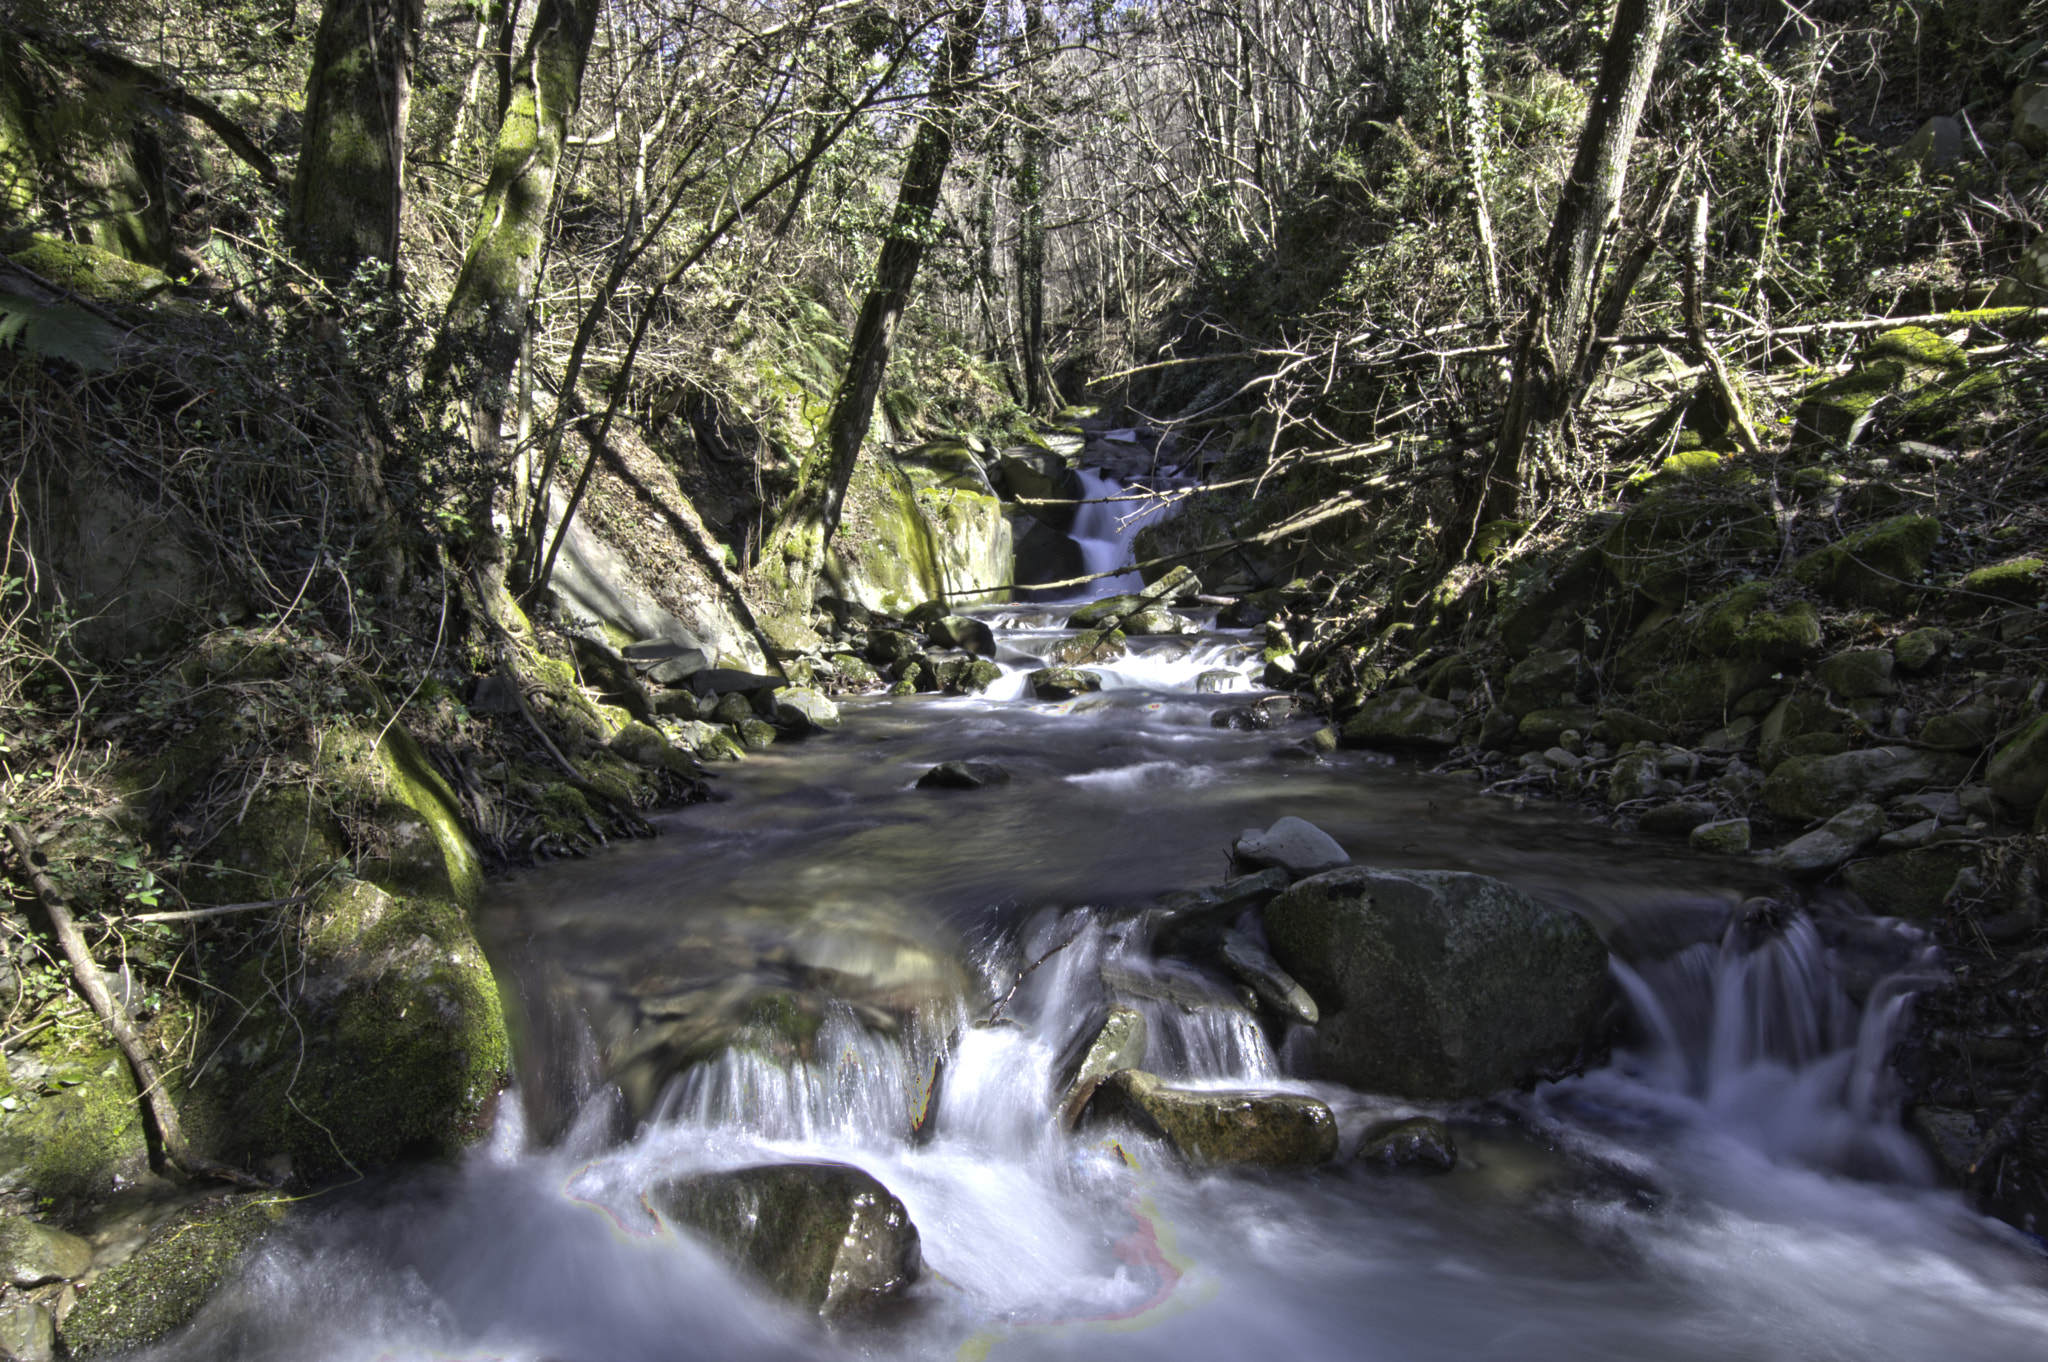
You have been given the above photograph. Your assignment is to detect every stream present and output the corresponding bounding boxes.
[139,470,2048,1361]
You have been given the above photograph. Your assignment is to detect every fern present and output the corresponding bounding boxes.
[0,294,116,370]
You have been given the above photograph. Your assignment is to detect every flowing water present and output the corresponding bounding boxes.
[137,473,2048,1361]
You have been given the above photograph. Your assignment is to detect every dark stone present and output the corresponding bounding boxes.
[1218,930,1319,1024]
[1027,666,1102,700]
[917,761,1010,790]
[926,615,997,657]
[1637,801,1720,836]
[692,667,785,696]
[1083,1070,1338,1166]
[1354,1117,1456,1173]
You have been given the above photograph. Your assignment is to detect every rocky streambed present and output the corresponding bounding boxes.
[18,583,2045,1362]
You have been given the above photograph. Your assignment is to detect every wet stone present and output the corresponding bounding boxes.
[917,761,1010,790]
[1028,666,1102,700]
[1055,1006,1149,1130]
[1354,1117,1457,1173]
[1083,1069,1338,1167]
[0,1218,92,1286]
[1232,816,1351,879]
[1689,819,1752,855]
[1218,929,1319,1025]
[648,1163,922,1320]
[1638,801,1720,836]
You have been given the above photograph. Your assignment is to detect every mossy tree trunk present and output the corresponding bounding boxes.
[761,2,987,611]
[288,0,425,289]
[426,0,602,551]
[1466,0,1670,536]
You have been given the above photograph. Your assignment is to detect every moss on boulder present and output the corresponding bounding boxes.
[0,1049,147,1201]
[1688,582,1824,663]
[1791,515,1941,608]
[1600,494,1777,606]
[60,1196,286,1357]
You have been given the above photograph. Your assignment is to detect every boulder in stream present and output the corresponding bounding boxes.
[1066,594,1144,629]
[1232,816,1351,879]
[1083,1069,1338,1166]
[917,760,1010,790]
[649,1162,922,1320]
[1264,867,1609,1098]
[1048,627,1127,666]
[1354,1116,1457,1173]
[1761,801,1887,875]
[1341,688,1465,749]
[925,615,997,657]
[0,1217,92,1285]
[60,1196,286,1359]
[766,686,841,733]
[1054,1005,1148,1130]
[1028,666,1102,700]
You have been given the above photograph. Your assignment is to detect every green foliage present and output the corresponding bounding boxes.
[0,293,112,368]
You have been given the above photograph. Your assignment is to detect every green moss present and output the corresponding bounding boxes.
[8,234,168,305]
[1690,582,1824,663]
[1470,520,1528,563]
[1896,368,2009,442]
[60,1196,287,1357]
[1865,325,1969,370]
[1790,360,1909,446]
[1955,557,2046,608]
[1600,494,1778,605]
[0,1049,145,1200]
[193,788,347,905]
[1792,514,1942,607]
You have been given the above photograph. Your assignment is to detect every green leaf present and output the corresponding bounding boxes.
[0,295,118,371]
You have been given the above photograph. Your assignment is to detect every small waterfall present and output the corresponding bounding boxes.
[1063,468,1182,600]
[1602,907,1940,1180]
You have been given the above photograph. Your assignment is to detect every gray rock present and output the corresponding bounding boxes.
[1066,595,1144,629]
[1761,802,1887,875]
[1761,746,1973,821]
[916,761,1010,790]
[925,615,996,657]
[649,1163,921,1320]
[1194,669,1241,693]
[1690,819,1752,855]
[1893,627,1952,673]
[692,667,784,696]
[0,1299,51,1362]
[1232,816,1351,879]
[1354,1117,1456,1173]
[1047,628,1127,666]
[1877,818,1941,851]
[1137,565,1201,604]
[1264,867,1608,1098]
[2013,81,2048,156]
[1819,649,1897,699]
[1083,1070,1338,1166]
[1342,688,1464,749]
[1892,790,1965,823]
[670,720,743,762]
[1920,704,1999,751]
[1505,648,1590,710]
[1908,1105,1981,1184]
[1122,604,1198,636]
[1608,748,1680,805]
[1153,868,1293,953]
[767,686,841,732]
[1218,930,1319,1025]
[1638,801,1720,836]
[737,718,778,751]
[0,1218,92,1286]
[623,639,711,686]
[1055,1006,1148,1130]
[1699,716,1759,753]
[1898,115,1963,169]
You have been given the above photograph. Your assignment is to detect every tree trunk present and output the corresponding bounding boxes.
[760,2,986,610]
[426,0,602,538]
[1015,0,1057,413]
[1468,0,1671,536]
[288,0,425,289]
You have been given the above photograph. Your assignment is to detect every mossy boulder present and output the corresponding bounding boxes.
[1895,368,2009,445]
[1790,328,1964,449]
[1791,515,1942,608]
[1630,659,1775,724]
[649,1163,921,1320]
[1083,1069,1339,1167]
[1341,688,1464,749]
[1840,846,1980,920]
[8,233,169,306]
[0,1217,93,1285]
[1688,583,1824,664]
[1761,746,1974,821]
[59,1196,286,1358]
[1600,494,1777,606]
[1817,648,1897,699]
[1952,558,2046,611]
[0,1050,146,1200]
[1264,867,1608,1098]
[1987,714,2048,809]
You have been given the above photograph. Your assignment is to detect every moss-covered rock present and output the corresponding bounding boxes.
[1791,515,1942,608]
[60,1196,286,1358]
[1264,867,1608,1098]
[0,1049,147,1200]
[8,233,168,305]
[1085,1069,1339,1166]
[1341,688,1464,749]
[1895,368,2009,445]
[0,1216,93,1284]
[1840,846,1980,920]
[1630,659,1775,724]
[1761,746,1974,821]
[1818,648,1897,699]
[1688,582,1824,664]
[1987,714,2048,809]
[1893,626,1953,672]
[1600,494,1778,606]
[1953,558,2046,610]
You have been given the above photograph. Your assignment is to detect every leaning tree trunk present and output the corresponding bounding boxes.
[1466,0,1671,537]
[426,0,602,554]
[289,0,425,289]
[760,2,987,611]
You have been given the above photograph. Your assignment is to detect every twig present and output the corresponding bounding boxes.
[3,822,269,1189]
[986,923,1087,1023]
[122,894,310,924]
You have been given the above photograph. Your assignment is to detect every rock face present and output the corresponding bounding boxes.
[1218,930,1319,1024]
[1055,1006,1148,1129]
[1354,1117,1457,1173]
[1084,1070,1338,1166]
[1264,868,1609,1098]
[1231,816,1350,879]
[0,1218,92,1286]
[649,1163,922,1320]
